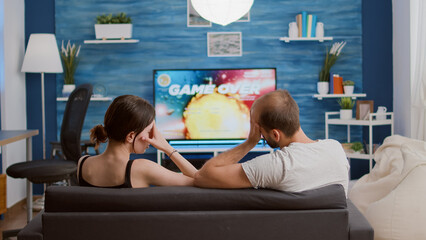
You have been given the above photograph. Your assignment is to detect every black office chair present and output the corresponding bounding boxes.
[49,139,99,160]
[6,83,93,184]
[2,84,92,239]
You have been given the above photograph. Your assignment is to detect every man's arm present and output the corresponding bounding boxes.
[194,119,261,189]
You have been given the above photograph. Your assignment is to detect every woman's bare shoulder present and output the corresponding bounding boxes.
[131,158,159,168]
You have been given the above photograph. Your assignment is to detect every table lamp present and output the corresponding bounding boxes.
[21,34,63,159]
[191,0,254,26]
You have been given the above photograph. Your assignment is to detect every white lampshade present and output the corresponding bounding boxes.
[21,34,63,73]
[191,0,254,26]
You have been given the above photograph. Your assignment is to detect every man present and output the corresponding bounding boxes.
[194,89,350,196]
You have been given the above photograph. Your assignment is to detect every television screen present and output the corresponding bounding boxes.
[153,68,277,141]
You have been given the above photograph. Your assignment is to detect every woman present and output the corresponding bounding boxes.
[77,95,197,188]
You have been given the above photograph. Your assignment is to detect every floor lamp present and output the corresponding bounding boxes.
[21,34,63,159]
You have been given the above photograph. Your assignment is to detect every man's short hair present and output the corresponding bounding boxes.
[257,89,300,137]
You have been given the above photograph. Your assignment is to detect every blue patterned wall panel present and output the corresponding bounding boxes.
[56,0,362,149]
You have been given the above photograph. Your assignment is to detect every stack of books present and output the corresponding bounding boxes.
[296,11,317,38]
[329,74,344,94]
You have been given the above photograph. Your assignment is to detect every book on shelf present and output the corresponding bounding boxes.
[311,15,317,37]
[307,15,313,37]
[296,14,302,37]
[333,74,343,94]
[301,11,307,37]
[329,72,334,94]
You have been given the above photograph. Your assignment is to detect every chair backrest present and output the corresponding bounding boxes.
[60,84,93,163]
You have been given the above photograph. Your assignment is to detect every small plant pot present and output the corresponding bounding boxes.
[317,82,329,94]
[344,85,354,95]
[340,109,353,120]
[95,24,133,39]
[62,84,76,97]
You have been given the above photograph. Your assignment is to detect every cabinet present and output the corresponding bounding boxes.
[325,111,394,171]
[0,174,6,216]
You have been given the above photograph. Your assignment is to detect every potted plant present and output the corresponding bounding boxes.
[343,80,355,95]
[318,41,346,94]
[351,142,364,153]
[95,12,132,40]
[60,40,81,97]
[337,97,354,120]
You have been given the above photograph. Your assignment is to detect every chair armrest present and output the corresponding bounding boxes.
[347,200,374,240]
[17,210,43,240]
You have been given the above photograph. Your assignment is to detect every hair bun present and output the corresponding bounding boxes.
[90,124,108,149]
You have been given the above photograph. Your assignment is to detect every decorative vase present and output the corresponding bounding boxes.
[95,24,133,40]
[316,22,324,38]
[62,84,76,97]
[340,109,353,120]
[317,82,329,95]
[344,85,354,95]
[289,22,298,38]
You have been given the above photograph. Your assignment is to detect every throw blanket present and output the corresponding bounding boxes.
[349,135,426,240]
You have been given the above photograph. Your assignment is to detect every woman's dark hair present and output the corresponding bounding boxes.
[257,89,300,137]
[90,95,155,147]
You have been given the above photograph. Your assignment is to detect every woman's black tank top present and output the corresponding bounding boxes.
[78,155,134,188]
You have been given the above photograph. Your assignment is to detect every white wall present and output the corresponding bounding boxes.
[392,0,411,137]
[0,0,27,207]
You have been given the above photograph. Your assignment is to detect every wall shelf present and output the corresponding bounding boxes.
[279,37,333,43]
[84,39,139,44]
[313,93,366,100]
[57,96,113,102]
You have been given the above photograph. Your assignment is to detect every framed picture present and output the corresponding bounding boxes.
[187,0,211,27]
[207,32,242,57]
[356,100,374,120]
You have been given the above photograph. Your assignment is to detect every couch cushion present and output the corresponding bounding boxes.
[45,184,346,212]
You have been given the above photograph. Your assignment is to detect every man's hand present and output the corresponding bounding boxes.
[247,116,261,146]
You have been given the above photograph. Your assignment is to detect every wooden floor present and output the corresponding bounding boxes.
[0,197,42,240]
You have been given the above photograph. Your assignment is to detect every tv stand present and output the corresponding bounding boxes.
[157,144,274,165]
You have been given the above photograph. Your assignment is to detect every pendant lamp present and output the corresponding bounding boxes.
[191,0,254,26]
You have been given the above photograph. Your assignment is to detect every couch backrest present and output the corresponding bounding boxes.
[45,184,346,212]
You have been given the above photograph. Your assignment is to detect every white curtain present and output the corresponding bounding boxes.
[411,0,426,140]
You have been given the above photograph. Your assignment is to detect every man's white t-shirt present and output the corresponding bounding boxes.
[241,139,350,196]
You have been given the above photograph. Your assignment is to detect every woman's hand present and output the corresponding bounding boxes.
[142,122,197,177]
[142,122,173,154]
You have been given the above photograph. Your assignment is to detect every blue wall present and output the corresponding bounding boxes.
[24,0,393,193]
[55,0,362,143]
[355,0,393,178]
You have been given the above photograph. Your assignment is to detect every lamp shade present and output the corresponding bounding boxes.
[191,0,254,26]
[21,34,63,73]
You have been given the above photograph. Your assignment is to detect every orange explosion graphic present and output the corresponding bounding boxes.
[183,91,250,139]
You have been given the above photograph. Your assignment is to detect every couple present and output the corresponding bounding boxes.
[77,90,349,195]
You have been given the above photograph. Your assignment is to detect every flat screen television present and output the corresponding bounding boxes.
[153,68,277,144]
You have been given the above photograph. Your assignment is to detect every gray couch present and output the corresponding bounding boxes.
[18,184,373,240]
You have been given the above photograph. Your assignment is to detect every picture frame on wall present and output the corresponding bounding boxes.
[187,0,211,27]
[356,100,374,120]
[207,32,242,57]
